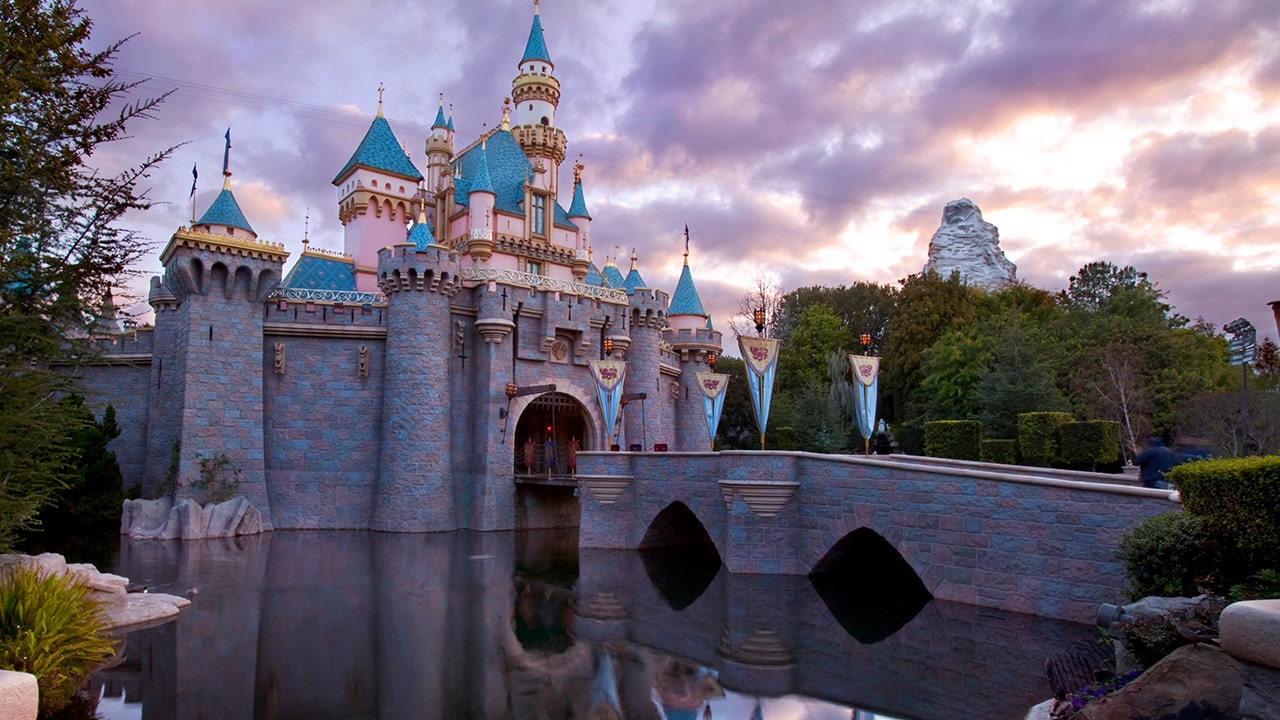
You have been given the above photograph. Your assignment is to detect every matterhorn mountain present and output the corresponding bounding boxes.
[921,198,1017,289]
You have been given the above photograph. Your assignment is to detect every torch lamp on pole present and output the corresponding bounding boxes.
[1225,318,1256,455]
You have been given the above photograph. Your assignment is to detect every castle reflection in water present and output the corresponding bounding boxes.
[90,531,1095,719]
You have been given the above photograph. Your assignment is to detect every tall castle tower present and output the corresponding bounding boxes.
[510,1,568,220]
[146,158,287,518]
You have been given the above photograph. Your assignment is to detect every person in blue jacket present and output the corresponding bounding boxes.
[1134,436,1178,489]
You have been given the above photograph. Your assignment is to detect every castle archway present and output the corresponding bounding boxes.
[513,392,591,476]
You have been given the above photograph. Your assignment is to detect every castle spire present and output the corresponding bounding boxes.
[376,82,385,118]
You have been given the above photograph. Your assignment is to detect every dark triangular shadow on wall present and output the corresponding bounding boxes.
[809,527,933,644]
[638,502,723,611]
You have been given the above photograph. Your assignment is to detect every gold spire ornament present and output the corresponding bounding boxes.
[376,82,385,117]
[501,98,511,130]
[574,154,584,183]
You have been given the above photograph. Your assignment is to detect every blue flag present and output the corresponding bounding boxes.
[222,128,231,175]
[684,223,689,254]
[189,163,197,198]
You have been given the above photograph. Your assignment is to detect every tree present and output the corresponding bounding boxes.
[0,0,173,550]
[882,270,980,424]
[774,282,896,352]
[728,272,783,340]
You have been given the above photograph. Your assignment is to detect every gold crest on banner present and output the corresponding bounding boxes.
[849,355,880,387]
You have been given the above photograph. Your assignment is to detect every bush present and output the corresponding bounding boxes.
[1229,570,1280,602]
[1058,420,1121,469]
[1113,595,1227,669]
[0,564,114,715]
[1017,412,1073,466]
[924,420,982,461]
[192,453,243,505]
[980,439,1018,465]
[1170,456,1280,588]
[1115,512,1215,599]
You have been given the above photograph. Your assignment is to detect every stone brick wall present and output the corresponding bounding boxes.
[79,332,154,489]
[577,451,1181,623]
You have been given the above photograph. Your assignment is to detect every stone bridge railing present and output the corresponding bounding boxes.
[576,451,1182,623]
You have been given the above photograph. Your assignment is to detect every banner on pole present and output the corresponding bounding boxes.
[695,372,730,449]
[588,360,628,446]
[849,354,880,443]
[738,336,779,448]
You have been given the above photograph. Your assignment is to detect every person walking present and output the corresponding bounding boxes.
[1134,436,1178,489]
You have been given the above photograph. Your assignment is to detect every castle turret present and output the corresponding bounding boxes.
[466,137,497,264]
[333,89,423,291]
[665,243,722,450]
[147,149,288,516]
[374,242,463,531]
[511,2,567,199]
[567,160,591,282]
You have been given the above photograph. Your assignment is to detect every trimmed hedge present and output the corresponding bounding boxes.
[980,439,1018,465]
[1058,420,1121,467]
[924,420,982,461]
[1168,456,1280,586]
[1017,412,1073,466]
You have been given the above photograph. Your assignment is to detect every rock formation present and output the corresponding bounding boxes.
[922,198,1017,289]
[120,496,267,540]
[0,552,190,631]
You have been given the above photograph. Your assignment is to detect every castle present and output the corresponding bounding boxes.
[87,4,722,532]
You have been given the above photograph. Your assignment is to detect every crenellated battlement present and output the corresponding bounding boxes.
[667,325,723,360]
[376,244,463,297]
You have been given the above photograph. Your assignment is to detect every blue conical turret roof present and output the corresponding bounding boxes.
[584,261,602,287]
[669,261,706,316]
[568,178,590,219]
[407,218,435,250]
[469,139,495,196]
[197,187,255,234]
[601,262,625,289]
[432,103,448,131]
[332,115,423,183]
[521,10,552,65]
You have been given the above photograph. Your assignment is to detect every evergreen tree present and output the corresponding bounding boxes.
[0,0,172,549]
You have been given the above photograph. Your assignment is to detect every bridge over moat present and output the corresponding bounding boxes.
[574,451,1180,624]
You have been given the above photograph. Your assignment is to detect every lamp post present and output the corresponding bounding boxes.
[753,307,766,337]
[707,351,717,369]
[1225,317,1257,455]
[859,333,871,352]
[603,337,613,357]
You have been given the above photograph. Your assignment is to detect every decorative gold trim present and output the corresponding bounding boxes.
[160,227,288,265]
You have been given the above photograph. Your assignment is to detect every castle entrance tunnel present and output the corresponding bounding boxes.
[514,392,590,476]
[638,503,723,611]
[809,527,933,643]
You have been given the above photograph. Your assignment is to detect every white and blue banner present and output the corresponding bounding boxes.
[588,360,627,447]
[849,354,880,451]
[695,372,730,450]
[738,336,779,450]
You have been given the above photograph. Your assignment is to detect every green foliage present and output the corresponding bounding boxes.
[193,453,243,505]
[980,439,1017,464]
[1058,421,1121,468]
[1229,570,1280,602]
[1113,595,1227,669]
[0,564,114,715]
[883,270,980,422]
[28,399,124,538]
[1017,412,1073,466]
[923,420,982,461]
[1115,512,1213,599]
[774,282,896,353]
[1169,456,1280,585]
[777,305,854,393]
[0,0,172,551]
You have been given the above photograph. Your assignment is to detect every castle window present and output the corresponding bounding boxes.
[531,194,546,237]
[526,259,542,275]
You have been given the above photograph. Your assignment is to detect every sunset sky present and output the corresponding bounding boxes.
[82,0,1280,341]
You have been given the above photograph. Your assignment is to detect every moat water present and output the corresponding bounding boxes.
[78,529,1097,720]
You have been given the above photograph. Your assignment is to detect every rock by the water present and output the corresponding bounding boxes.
[121,496,268,539]
[1072,644,1241,720]
[0,553,189,632]
[922,198,1017,289]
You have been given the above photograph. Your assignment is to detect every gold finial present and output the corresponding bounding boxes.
[574,153,584,183]
[629,248,637,271]
[417,182,427,223]
[377,82,385,118]
[304,207,310,244]
[501,97,511,131]
[534,0,540,14]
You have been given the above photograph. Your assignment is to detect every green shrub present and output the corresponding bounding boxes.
[1017,412,1073,466]
[193,453,243,505]
[0,564,114,715]
[924,420,982,461]
[1059,421,1121,469]
[1170,456,1280,587]
[1115,512,1215,599]
[1229,570,1280,602]
[980,439,1018,465]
